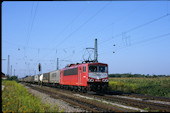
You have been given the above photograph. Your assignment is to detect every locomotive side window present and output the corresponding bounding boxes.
[64,67,78,76]
[89,66,97,72]
[83,66,86,72]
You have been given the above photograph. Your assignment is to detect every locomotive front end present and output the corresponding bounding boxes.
[87,63,108,92]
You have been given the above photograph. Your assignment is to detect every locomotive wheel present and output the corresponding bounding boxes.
[78,86,81,92]
[74,86,78,92]
[69,86,73,91]
[82,87,87,93]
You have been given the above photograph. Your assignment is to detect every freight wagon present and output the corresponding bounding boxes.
[24,76,34,83]
[34,74,40,84]
[42,73,50,85]
[49,70,60,87]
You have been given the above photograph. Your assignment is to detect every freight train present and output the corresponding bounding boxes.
[20,61,108,92]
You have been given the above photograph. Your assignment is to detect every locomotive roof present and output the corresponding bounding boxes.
[63,62,108,70]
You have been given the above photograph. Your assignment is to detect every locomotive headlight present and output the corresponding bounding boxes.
[105,79,108,82]
[88,79,94,82]
[102,79,108,82]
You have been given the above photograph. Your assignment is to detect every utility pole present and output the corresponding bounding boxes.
[57,58,59,70]
[94,38,98,62]
[7,55,10,76]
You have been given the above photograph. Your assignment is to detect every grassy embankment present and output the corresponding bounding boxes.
[2,80,61,112]
[109,77,170,97]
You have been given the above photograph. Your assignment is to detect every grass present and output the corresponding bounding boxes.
[2,80,61,112]
[109,77,170,97]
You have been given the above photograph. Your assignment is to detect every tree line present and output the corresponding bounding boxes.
[5,75,18,82]
[109,73,170,78]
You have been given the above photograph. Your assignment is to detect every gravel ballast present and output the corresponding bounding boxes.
[23,84,87,112]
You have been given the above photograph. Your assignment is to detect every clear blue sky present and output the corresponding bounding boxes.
[2,1,170,78]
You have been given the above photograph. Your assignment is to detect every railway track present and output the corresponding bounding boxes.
[58,87,170,112]
[79,92,170,112]
[122,93,170,102]
[23,83,170,112]
[107,91,170,102]
[24,83,128,112]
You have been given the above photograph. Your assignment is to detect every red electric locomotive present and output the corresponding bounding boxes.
[60,62,108,92]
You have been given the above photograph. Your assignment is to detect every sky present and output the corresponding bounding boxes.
[2,1,170,78]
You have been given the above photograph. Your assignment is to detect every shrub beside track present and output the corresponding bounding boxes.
[2,80,59,112]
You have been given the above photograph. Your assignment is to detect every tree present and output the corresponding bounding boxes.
[7,75,18,82]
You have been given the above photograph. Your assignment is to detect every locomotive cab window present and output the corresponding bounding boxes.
[89,65,107,72]
[89,66,97,72]
[99,66,107,72]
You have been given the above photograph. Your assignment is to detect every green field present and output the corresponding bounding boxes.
[2,80,60,112]
[109,77,170,97]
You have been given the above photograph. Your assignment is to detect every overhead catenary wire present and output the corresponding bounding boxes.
[56,2,168,51]
[37,6,89,59]
[40,1,111,59]
[73,2,148,48]
[4,2,170,77]
[3,40,60,50]
[98,32,170,56]
[24,2,39,68]
[25,2,34,47]
[67,13,170,61]
[46,6,88,48]
[98,13,170,46]
[5,2,153,62]
[25,2,39,48]
[167,0,169,15]
[9,5,87,66]
[15,15,170,75]
[55,1,111,48]
[9,1,148,64]
[2,41,78,69]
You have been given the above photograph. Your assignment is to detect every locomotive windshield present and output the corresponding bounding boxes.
[99,66,106,72]
[89,65,107,72]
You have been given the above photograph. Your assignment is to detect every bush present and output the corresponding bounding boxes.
[2,80,60,112]
[109,77,170,97]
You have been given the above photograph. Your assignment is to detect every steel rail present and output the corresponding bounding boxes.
[25,83,128,112]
